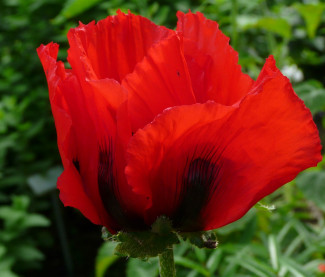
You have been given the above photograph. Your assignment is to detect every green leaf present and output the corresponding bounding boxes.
[239,16,291,39]
[301,88,325,115]
[0,245,7,258]
[256,17,291,39]
[268,235,279,271]
[0,256,17,277]
[221,246,249,276]
[12,195,30,211]
[291,220,312,245]
[126,257,159,277]
[194,247,206,263]
[294,3,325,38]
[27,166,61,195]
[0,207,23,222]
[10,244,44,261]
[277,221,293,243]
[0,271,18,277]
[174,256,210,277]
[284,235,304,257]
[95,241,119,277]
[206,249,223,274]
[173,242,190,257]
[54,0,103,23]
[237,258,275,277]
[294,80,325,115]
[22,214,51,228]
[280,256,309,277]
[296,170,325,211]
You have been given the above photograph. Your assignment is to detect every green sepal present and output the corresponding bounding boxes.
[114,230,179,259]
[102,217,218,258]
[180,230,218,249]
[112,217,179,259]
[151,216,173,235]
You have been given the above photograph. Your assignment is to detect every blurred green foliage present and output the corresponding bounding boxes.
[0,0,325,276]
[0,196,50,277]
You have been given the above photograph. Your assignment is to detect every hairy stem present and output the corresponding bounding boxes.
[159,247,176,277]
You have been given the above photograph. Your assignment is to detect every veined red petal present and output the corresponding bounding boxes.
[67,10,173,82]
[69,61,148,227]
[58,164,102,225]
[201,56,322,230]
[37,43,115,230]
[177,11,254,104]
[125,102,235,228]
[125,57,321,231]
[123,34,196,131]
[38,43,148,232]
[84,80,148,225]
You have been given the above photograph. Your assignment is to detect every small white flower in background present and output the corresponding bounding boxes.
[281,64,304,83]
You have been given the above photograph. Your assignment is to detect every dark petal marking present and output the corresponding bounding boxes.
[73,160,80,173]
[172,146,221,231]
[98,142,147,231]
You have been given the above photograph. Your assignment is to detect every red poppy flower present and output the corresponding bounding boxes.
[37,11,321,233]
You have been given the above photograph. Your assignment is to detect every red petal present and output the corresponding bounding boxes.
[69,61,148,223]
[37,43,79,172]
[58,165,102,226]
[201,56,322,230]
[125,57,321,231]
[177,11,254,104]
[38,43,148,231]
[37,43,111,228]
[123,34,196,131]
[84,80,148,220]
[125,102,235,227]
[67,10,173,82]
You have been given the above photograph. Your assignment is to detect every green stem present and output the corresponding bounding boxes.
[159,247,176,277]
